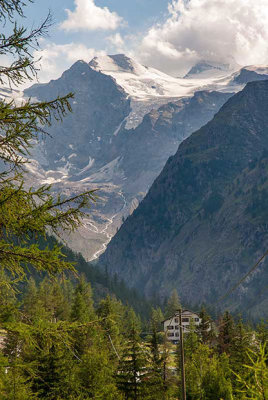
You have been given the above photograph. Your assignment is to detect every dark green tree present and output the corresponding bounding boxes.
[145,309,166,399]
[76,340,122,400]
[71,275,95,323]
[198,306,213,344]
[0,0,96,286]
[0,1,96,395]
[184,319,199,361]
[230,318,252,376]
[164,289,181,318]
[0,270,18,323]
[97,295,125,355]
[117,309,148,400]
[234,344,268,400]
[70,276,96,357]
[256,320,268,347]
[217,311,235,355]
[150,307,164,333]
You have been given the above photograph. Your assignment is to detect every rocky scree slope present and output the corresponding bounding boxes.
[101,80,268,318]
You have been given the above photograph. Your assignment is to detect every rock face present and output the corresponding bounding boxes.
[114,91,233,197]
[101,80,268,318]
[22,55,268,262]
[25,60,131,172]
[232,67,268,85]
[22,57,235,260]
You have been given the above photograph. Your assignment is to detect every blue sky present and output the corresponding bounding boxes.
[23,0,169,52]
[16,0,172,83]
[6,0,268,84]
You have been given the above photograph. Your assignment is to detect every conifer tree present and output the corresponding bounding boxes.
[0,363,36,400]
[22,277,39,321]
[117,309,148,400]
[97,295,124,354]
[184,319,199,361]
[0,0,96,286]
[76,341,122,400]
[217,311,235,355]
[29,336,76,399]
[234,344,268,400]
[198,306,213,344]
[256,320,268,347]
[0,270,18,323]
[150,307,164,333]
[71,275,95,323]
[201,355,233,400]
[164,289,181,318]
[0,2,97,395]
[230,318,252,376]
[185,343,233,400]
[70,276,96,357]
[145,308,166,399]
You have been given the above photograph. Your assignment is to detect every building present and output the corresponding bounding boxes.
[163,309,201,343]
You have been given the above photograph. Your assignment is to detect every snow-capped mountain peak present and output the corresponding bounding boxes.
[88,54,199,101]
[89,54,147,76]
[243,65,268,75]
[184,59,240,79]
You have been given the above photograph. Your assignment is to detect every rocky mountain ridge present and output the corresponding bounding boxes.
[100,80,268,319]
[20,55,268,261]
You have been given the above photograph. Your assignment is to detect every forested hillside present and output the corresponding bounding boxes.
[0,274,267,399]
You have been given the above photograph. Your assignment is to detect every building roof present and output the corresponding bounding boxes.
[162,309,200,323]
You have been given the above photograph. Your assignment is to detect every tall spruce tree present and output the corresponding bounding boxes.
[70,276,96,357]
[230,318,252,375]
[145,308,166,399]
[184,319,199,361]
[164,289,181,318]
[217,311,235,355]
[198,306,213,344]
[71,275,95,323]
[97,295,125,355]
[0,1,96,396]
[0,0,96,286]
[117,309,148,400]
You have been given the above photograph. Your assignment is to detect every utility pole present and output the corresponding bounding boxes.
[179,309,186,400]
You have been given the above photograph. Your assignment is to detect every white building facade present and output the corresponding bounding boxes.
[163,309,201,343]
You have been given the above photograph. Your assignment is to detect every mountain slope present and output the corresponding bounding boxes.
[21,55,268,261]
[89,54,200,100]
[22,57,234,260]
[113,90,233,196]
[100,80,268,318]
[25,60,131,172]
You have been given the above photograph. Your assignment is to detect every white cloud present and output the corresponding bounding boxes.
[107,33,125,52]
[33,42,105,84]
[60,0,123,32]
[138,0,268,76]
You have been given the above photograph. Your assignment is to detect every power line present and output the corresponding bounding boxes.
[215,249,268,306]
[108,334,120,360]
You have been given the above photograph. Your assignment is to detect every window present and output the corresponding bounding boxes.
[168,333,174,337]
[194,318,199,322]
[167,326,174,330]
[175,332,180,337]
[175,318,179,323]
[182,318,189,322]
[175,325,179,330]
